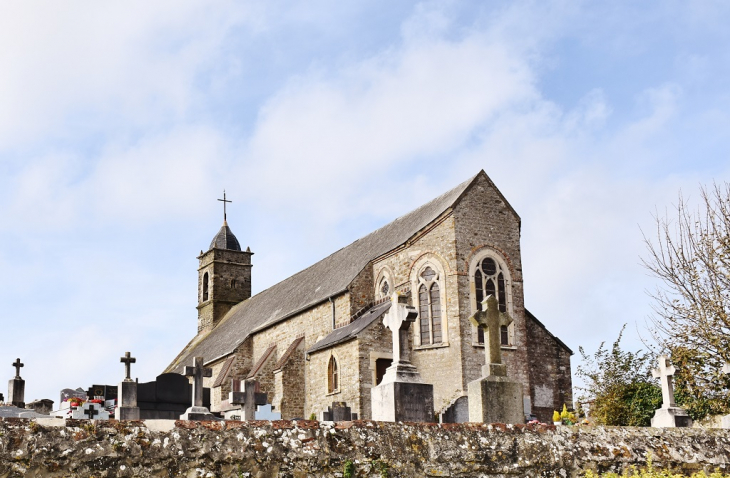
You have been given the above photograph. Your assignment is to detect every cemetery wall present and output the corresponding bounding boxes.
[2,419,730,478]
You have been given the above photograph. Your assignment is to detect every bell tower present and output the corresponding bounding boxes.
[197,192,253,334]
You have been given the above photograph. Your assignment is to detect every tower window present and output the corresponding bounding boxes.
[327,355,339,393]
[202,273,209,302]
[418,266,443,346]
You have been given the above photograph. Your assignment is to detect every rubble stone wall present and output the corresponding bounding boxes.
[1,419,729,478]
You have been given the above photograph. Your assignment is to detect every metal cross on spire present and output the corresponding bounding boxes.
[120,351,136,382]
[11,358,23,379]
[218,190,232,222]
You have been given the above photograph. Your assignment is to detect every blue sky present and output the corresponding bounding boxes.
[1,1,729,404]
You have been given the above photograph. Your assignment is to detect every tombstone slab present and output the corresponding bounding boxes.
[71,401,110,420]
[650,355,692,428]
[467,296,524,424]
[371,293,434,423]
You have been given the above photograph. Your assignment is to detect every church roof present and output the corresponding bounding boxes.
[209,221,241,251]
[306,300,392,355]
[166,171,486,373]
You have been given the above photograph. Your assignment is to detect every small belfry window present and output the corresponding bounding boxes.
[327,355,338,393]
[474,257,510,345]
[418,266,443,346]
[202,273,209,302]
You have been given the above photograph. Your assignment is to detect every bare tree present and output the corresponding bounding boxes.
[642,182,730,418]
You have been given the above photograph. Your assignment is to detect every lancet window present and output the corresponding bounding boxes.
[473,256,511,345]
[327,355,339,393]
[418,266,443,346]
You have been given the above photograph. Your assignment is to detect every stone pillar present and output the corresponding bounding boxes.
[116,352,141,420]
[467,296,524,424]
[371,293,434,422]
[8,379,24,409]
[650,355,691,427]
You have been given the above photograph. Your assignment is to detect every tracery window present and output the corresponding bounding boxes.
[202,272,209,302]
[327,355,339,393]
[418,266,443,345]
[473,256,510,345]
[380,279,390,298]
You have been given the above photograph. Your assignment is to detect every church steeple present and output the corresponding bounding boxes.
[196,192,253,334]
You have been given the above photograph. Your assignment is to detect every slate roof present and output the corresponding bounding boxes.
[210,221,242,251]
[166,172,482,373]
[307,300,392,355]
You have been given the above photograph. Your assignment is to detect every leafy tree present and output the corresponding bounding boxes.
[642,183,730,419]
[576,326,662,426]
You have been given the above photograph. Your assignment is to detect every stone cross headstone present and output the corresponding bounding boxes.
[229,378,268,420]
[650,355,691,427]
[469,295,512,377]
[116,351,141,420]
[371,293,434,422]
[467,295,524,424]
[8,358,25,408]
[121,352,136,382]
[71,401,110,420]
[652,355,676,408]
[180,357,217,421]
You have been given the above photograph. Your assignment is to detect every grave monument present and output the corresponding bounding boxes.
[225,378,268,420]
[115,351,141,420]
[180,357,217,420]
[321,401,358,421]
[371,293,434,422]
[467,295,524,424]
[8,358,25,408]
[650,355,691,427]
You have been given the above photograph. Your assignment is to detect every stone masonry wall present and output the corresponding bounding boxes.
[307,340,360,419]
[356,318,393,420]
[2,418,730,477]
[208,338,254,412]
[371,215,463,414]
[525,313,573,422]
[272,343,305,419]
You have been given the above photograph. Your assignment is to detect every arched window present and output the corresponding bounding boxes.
[202,272,209,302]
[380,279,390,298]
[473,256,510,345]
[418,266,443,345]
[327,355,338,393]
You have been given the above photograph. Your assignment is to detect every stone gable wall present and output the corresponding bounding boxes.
[452,174,531,398]
[3,419,730,477]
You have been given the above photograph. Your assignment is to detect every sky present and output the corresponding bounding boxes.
[1,1,729,405]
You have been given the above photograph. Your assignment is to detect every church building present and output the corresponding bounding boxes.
[165,171,573,422]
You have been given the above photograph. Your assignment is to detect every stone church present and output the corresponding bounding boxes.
[165,171,572,422]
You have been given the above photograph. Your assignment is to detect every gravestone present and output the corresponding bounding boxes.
[650,355,691,427]
[137,373,211,419]
[115,352,140,420]
[467,296,524,424]
[321,402,358,421]
[371,293,434,422]
[26,399,54,415]
[227,379,267,420]
[180,357,217,421]
[71,401,110,420]
[86,384,118,403]
[59,388,87,405]
[8,358,25,408]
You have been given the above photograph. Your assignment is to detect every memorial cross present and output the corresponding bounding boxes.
[120,352,136,382]
[652,355,676,408]
[84,404,99,420]
[382,293,417,365]
[230,379,267,420]
[11,358,23,379]
[184,357,212,407]
[469,295,512,367]
[218,190,232,221]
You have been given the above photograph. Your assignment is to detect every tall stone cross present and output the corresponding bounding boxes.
[218,190,232,222]
[230,379,268,420]
[652,355,676,408]
[382,293,418,366]
[11,358,23,379]
[120,352,136,382]
[184,357,212,407]
[469,295,512,377]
